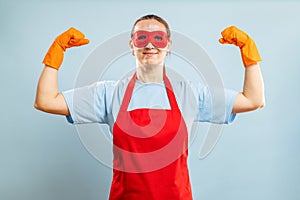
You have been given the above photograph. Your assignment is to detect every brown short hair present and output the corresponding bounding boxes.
[130,14,171,38]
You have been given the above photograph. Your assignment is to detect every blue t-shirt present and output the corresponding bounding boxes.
[62,75,238,130]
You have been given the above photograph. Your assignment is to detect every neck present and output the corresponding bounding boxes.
[136,64,164,83]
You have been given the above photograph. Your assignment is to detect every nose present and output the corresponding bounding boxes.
[144,42,155,49]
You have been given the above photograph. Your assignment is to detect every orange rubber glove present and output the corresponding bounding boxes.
[43,27,89,70]
[219,26,262,67]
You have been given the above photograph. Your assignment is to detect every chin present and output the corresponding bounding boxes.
[142,59,164,65]
[142,63,164,68]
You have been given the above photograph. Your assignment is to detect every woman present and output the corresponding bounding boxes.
[34,14,264,200]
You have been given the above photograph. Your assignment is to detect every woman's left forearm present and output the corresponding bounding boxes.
[232,63,265,113]
[242,63,265,108]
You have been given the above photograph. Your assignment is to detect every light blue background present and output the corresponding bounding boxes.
[1,0,300,199]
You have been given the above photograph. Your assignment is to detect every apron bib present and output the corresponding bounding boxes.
[109,73,193,200]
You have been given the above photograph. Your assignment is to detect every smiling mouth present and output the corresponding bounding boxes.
[143,52,158,56]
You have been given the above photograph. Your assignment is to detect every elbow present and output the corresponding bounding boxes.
[260,100,266,108]
[34,98,48,112]
[258,101,266,108]
[34,100,43,111]
[34,101,39,110]
[252,98,266,110]
[259,95,266,108]
[255,102,265,110]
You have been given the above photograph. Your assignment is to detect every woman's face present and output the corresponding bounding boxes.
[129,19,172,67]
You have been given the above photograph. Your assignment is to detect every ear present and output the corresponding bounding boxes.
[129,39,135,56]
[165,39,172,55]
[167,39,172,51]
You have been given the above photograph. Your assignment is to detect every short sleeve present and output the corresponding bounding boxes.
[62,81,116,124]
[192,83,238,124]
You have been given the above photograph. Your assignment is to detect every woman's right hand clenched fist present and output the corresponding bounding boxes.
[43,27,89,70]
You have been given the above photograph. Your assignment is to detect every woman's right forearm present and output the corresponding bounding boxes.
[34,66,69,115]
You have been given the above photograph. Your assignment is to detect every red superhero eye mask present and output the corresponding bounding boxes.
[132,30,169,48]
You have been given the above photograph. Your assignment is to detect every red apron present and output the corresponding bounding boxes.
[109,73,193,200]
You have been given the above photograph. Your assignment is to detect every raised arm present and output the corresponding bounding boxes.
[34,27,89,115]
[219,26,265,113]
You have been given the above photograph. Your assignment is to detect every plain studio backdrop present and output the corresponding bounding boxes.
[1,0,299,200]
